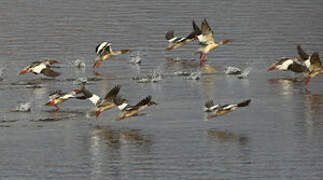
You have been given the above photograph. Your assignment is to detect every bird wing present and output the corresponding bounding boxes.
[104,85,120,100]
[198,19,215,45]
[133,96,152,109]
[79,86,101,105]
[237,99,251,107]
[297,45,309,61]
[204,100,219,112]
[192,20,201,36]
[40,68,61,77]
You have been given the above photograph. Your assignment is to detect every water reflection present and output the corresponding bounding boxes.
[200,64,217,74]
[207,128,248,145]
[304,88,323,125]
[166,57,200,69]
[89,126,152,179]
[268,78,299,96]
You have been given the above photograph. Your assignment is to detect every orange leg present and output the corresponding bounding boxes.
[96,111,101,118]
[305,76,311,85]
[96,60,102,69]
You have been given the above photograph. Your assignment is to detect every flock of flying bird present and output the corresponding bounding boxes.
[17,18,323,120]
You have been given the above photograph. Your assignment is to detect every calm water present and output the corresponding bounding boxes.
[1,0,323,179]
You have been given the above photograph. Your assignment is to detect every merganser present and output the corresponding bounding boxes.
[268,45,311,73]
[19,60,60,77]
[93,41,133,68]
[165,30,196,51]
[204,99,251,119]
[78,85,121,118]
[45,89,82,111]
[113,95,157,120]
[267,57,307,72]
[193,19,231,65]
[304,52,323,85]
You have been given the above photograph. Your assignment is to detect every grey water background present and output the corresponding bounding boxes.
[1,0,323,179]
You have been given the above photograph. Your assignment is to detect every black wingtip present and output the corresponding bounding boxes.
[297,44,309,61]
[41,68,61,77]
[104,85,121,99]
[192,20,201,35]
[165,31,175,40]
[237,99,251,107]
[204,100,214,108]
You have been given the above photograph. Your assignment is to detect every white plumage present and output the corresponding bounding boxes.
[32,63,47,74]
[276,59,294,70]
[89,94,101,105]
[117,103,128,111]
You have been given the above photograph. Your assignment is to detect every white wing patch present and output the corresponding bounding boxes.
[277,59,293,70]
[32,63,47,74]
[168,37,178,43]
[223,104,237,110]
[118,103,128,110]
[197,34,207,44]
[304,59,311,71]
[61,93,74,100]
[89,94,101,105]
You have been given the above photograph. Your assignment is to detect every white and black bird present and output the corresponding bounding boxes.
[113,95,158,120]
[304,52,323,85]
[78,85,121,118]
[93,41,133,68]
[193,19,232,64]
[268,45,310,73]
[19,60,60,77]
[267,57,307,73]
[165,30,196,51]
[45,89,83,111]
[204,99,251,119]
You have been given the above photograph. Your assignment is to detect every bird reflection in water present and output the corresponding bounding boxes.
[89,126,152,178]
[90,125,152,148]
[304,88,323,125]
[268,78,300,96]
[207,128,248,145]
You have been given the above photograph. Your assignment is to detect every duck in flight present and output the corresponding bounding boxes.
[165,30,196,51]
[113,95,158,120]
[268,45,310,74]
[77,85,121,118]
[19,60,60,77]
[304,52,323,85]
[93,41,133,68]
[193,19,232,65]
[204,99,251,119]
[45,89,83,111]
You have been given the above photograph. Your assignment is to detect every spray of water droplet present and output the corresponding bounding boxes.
[16,102,31,112]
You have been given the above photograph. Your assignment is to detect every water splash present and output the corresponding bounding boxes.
[134,68,162,83]
[225,66,242,75]
[15,102,31,112]
[0,66,5,81]
[174,71,191,76]
[184,71,201,80]
[237,67,252,79]
[73,59,86,69]
[129,52,142,64]
[73,77,88,85]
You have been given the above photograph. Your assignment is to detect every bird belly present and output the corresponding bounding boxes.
[102,54,113,61]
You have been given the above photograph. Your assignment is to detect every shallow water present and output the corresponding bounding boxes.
[1,0,323,179]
